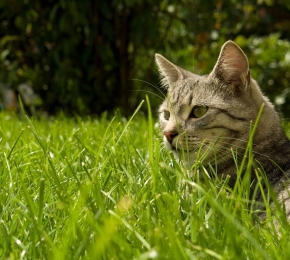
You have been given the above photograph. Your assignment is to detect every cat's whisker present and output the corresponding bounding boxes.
[203,137,271,159]
[172,137,261,172]
[129,90,164,100]
[131,79,165,98]
[145,62,160,76]
[217,136,258,146]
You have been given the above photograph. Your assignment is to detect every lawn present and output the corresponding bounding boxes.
[1,100,290,259]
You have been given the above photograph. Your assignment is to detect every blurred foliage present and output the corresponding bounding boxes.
[0,0,290,116]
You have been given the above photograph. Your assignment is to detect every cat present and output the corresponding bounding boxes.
[155,40,290,221]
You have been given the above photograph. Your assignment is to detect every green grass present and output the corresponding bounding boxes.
[1,101,290,260]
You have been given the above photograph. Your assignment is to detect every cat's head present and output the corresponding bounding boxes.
[156,41,278,168]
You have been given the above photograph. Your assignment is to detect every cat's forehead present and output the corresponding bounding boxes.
[168,75,220,107]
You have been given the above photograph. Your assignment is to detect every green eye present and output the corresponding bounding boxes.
[164,110,170,120]
[190,106,208,118]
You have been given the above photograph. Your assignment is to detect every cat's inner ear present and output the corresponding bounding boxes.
[155,54,185,88]
[211,41,251,93]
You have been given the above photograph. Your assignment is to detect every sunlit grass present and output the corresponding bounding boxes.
[1,102,290,259]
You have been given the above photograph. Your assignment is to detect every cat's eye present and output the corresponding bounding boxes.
[164,110,170,120]
[190,106,208,118]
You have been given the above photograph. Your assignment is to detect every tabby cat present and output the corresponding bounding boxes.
[156,40,290,219]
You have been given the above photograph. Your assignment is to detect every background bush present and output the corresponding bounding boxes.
[1,0,290,116]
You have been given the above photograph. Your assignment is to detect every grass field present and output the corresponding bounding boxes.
[1,100,290,259]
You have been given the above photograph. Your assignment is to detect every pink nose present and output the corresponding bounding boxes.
[163,131,178,143]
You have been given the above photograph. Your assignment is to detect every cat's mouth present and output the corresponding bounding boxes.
[169,135,200,153]
[171,144,195,153]
[164,140,186,152]
[168,136,211,154]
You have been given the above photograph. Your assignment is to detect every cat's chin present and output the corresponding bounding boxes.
[166,144,197,164]
[164,140,173,151]
[164,138,195,152]
[170,145,218,168]
[172,149,196,169]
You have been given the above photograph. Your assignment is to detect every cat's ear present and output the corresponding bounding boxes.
[211,41,251,94]
[155,54,186,88]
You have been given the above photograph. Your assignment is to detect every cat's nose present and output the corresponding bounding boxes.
[163,131,178,143]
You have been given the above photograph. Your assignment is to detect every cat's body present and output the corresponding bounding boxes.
[155,41,290,219]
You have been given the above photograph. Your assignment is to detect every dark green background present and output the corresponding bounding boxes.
[1,0,290,117]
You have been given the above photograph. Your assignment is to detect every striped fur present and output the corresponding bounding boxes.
[156,41,290,221]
